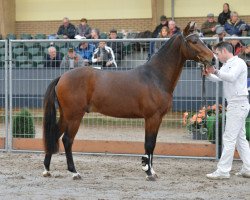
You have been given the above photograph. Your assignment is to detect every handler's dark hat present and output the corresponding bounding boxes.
[160,15,167,21]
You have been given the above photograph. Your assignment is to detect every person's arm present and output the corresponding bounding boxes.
[57,25,63,35]
[206,73,223,82]
[76,55,84,67]
[68,24,76,39]
[207,63,244,83]
[60,57,68,68]
[201,22,213,35]
[92,49,98,63]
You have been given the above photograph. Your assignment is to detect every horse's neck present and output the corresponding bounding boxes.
[149,39,187,93]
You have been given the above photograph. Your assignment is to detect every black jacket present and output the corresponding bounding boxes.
[44,53,61,68]
[218,11,231,25]
[57,23,76,39]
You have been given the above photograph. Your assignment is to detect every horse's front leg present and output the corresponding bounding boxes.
[142,116,162,181]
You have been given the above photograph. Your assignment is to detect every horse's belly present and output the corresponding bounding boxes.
[88,103,143,118]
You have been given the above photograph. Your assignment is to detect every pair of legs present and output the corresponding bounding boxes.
[208,101,250,178]
[43,117,83,179]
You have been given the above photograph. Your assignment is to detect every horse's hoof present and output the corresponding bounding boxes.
[152,173,158,179]
[72,173,81,180]
[146,175,157,181]
[42,170,51,177]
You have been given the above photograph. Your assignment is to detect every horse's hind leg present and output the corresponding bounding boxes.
[142,115,162,181]
[62,117,83,180]
[43,116,66,177]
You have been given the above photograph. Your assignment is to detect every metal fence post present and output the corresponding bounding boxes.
[4,40,8,151]
[215,37,220,160]
[8,40,13,151]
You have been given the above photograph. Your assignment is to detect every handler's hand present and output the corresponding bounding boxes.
[205,65,216,74]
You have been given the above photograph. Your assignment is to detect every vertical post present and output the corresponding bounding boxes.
[8,40,12,152]
[171,0,175,20]
[4,40,8,151]
[215,37,220,160]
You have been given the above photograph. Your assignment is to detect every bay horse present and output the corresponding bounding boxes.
[43,22,214,181]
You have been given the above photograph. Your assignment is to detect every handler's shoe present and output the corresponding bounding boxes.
[206,171,230,180]
[235,170,250,178]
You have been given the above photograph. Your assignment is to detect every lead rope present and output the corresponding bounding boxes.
[201,65,208,134]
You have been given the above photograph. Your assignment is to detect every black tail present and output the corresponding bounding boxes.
[43,76,61,154]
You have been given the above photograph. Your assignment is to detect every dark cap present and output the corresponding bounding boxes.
[216,26,225,34]
[207,13,214,18]
[68,47,74,52]
[160,15,167,21]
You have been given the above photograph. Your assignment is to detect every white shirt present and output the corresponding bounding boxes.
[207,56,249,102]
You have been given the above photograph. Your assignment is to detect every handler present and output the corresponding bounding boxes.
[204,41,250,179]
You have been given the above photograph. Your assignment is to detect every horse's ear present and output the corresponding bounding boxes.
[183,21,196,36]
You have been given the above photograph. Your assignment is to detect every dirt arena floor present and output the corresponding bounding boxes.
[0,152,249,200]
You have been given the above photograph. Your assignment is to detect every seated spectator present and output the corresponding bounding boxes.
[44,46,61,68]
[218,3,231,25]
[239,44,250,68]
[224,11,250,36]
[149,16,169,60]
[201,13,218,37]
[76,18,91,39]
[152,15,168,38]
[60,48,84,68]
[90,28,100,48]
[228,35,244,55]
[57,17,76,39]
[155,26,169,52]
[168,20,181,37]
[75,41,95,66]
[107,29,124,61]
[92,41,117,68]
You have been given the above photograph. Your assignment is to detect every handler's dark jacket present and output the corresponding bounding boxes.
[57,23,76,39]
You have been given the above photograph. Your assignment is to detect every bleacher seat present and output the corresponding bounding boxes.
[6,34,16,40]
[59,47,69,57]
[69,41,81,48]
[0,42,5,48]
[0,48,5,55]
[12,47,25,57]
[39,42,50,49]
[0,55,5,68]
[33,34,46,39]
[32,55,44,68]
[15,55,31,68]
[20,34,32,40]
[27,47,41,57]
[100,32,108,39]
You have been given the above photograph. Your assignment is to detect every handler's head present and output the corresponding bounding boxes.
[214,41,233,63]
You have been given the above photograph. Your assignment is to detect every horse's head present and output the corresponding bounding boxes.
[182,22,214,66]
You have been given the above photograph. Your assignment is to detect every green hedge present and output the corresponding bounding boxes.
[12,109,36,138]
[207,115,250,142]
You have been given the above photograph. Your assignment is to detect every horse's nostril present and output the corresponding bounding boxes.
[211,58,216,65]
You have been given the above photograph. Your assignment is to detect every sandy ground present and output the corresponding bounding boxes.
[0,152,249,200]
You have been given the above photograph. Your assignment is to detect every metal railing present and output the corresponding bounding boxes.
[1,36,244,159]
